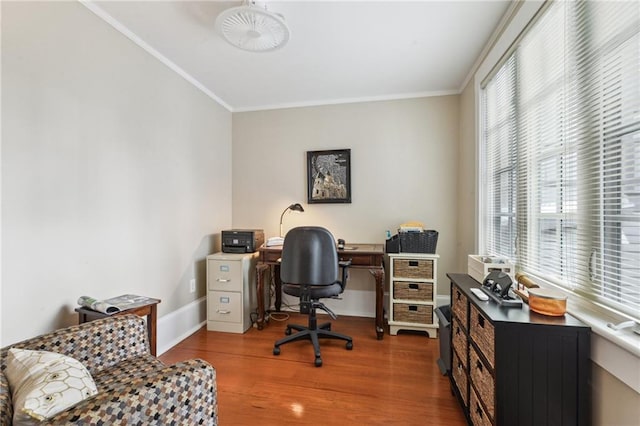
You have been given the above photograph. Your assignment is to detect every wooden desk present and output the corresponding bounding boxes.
[256,244,386,339]
[75,297,161,356]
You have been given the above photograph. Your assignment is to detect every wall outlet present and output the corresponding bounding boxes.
[189,278,196,293]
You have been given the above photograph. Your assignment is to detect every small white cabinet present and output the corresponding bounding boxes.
[206,252,258,333]
[386,253,439,337]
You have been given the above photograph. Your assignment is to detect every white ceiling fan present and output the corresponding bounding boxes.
[215,0,290,53]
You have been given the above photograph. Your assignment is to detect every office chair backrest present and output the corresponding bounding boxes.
[281,226,339,286]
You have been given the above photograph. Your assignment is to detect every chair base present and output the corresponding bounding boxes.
[273,315,353,367]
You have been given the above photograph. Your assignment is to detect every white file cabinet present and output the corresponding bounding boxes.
[206,252,258,333]
[386,253,439,338]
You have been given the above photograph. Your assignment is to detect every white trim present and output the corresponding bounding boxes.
[231,90,459,113]
[475,1,545,85]
[458,1,521,94]
[79,0,233,112]
[156,297,206,356]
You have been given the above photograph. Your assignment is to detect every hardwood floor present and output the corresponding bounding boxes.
[160,313,467,425]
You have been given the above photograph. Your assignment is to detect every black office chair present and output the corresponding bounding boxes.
[272,226,353,367]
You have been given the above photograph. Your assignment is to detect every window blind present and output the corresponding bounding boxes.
[481,0,640,319]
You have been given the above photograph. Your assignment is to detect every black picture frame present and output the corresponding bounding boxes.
[307,149,351,204]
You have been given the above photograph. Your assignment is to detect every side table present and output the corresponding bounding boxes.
[75,296,161,356]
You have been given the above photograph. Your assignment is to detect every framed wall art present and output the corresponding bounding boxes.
[307,149,351,204]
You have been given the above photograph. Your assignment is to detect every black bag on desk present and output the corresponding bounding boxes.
[385,230,438,254]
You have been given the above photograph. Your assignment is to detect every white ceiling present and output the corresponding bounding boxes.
[88,1,511,112]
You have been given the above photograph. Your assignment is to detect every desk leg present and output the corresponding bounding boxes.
[370,268,385,340]
[256,263,270,330]
[273,264,282,311]
[148,304,158,356]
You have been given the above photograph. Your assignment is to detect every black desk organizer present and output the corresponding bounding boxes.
[480,287,523,307]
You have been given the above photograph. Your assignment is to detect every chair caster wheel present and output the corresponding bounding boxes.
[273,347,281,356]
[285,328,292,336]
[315,357,323,367]
[346,341,353,350]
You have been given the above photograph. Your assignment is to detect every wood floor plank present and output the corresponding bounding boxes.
[160,313,467,425]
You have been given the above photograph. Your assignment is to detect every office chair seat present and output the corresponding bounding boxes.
[273,226,353,367]
[281,283,343,299]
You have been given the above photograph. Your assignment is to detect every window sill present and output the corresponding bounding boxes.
[566,297,640,393]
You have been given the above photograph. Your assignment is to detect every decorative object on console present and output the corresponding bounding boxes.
[279,203,304,237]
[307,149,351,204]
[215,0,290,52]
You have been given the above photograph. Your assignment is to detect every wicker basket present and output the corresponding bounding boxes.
[393,281,433,301]
[385,230,439,253]
[393,258,434,279]
[393,303,433,324]
[470,346,495,420]
[470,304,495,369]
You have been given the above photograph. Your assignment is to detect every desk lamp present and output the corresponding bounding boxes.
[280,203,304,237]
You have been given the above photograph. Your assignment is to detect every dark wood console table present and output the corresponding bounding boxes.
[256,243,386,339]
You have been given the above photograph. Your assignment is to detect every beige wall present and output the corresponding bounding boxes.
[232,97,459,315]
[1,1,232,345]
[456,80,477,271]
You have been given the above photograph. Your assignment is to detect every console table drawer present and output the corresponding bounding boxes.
[452,285,468,327]
[470,345,495,420]
[470,304,495,369]
[452,317,467,361]
[452,349,468,407]
[470,386,494,426]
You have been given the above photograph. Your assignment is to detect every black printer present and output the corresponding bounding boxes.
[221,229,265,253]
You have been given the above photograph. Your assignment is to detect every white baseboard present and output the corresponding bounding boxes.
[156,296,206,356]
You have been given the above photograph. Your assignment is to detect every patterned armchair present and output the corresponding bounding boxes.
[0,314,217,425]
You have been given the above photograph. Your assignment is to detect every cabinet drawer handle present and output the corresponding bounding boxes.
[476,360,483,371]
[409,260,419,267]
[455,326,460,335]
[478,314,485,328]
[217,309,231,314]
[456,290,462,300]
[216,278,231,283]
[408,283,419,290]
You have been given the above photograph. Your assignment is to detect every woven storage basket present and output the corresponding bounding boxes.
[452,286,468,326]
[452,349,468,407]
[398,230,438,253]
[470,386,493,426]
[470,346,495,420]
[393,281,433,301]
[393,258,433,280]
[452,318,467,363]
[470,304,495,369]
[393,303,433,324]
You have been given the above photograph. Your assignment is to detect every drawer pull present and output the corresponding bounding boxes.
[478,314,485,328]
[455,326,460,335]
[408,283,419,290]
[216,278,231,283]
[409,260,419,267]
[476,360,483,371]
[408,305,418,312]
[217,309,231,314]
[476,403,484,417]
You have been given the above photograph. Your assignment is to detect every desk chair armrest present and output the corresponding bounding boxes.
[338,259,352,291]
